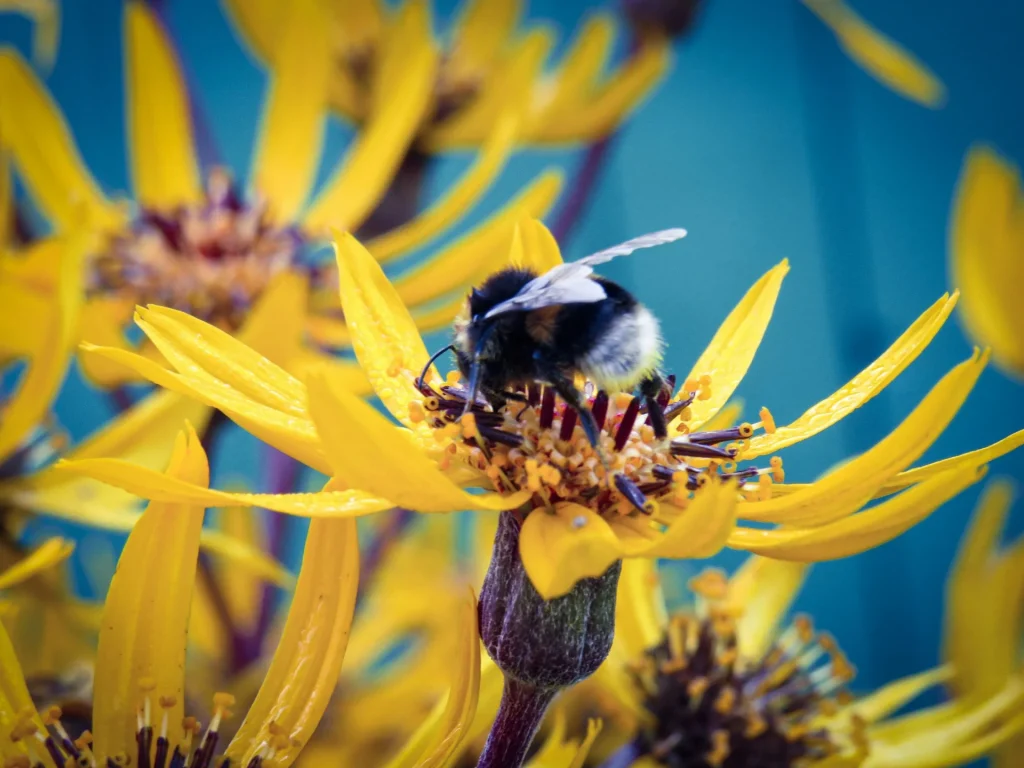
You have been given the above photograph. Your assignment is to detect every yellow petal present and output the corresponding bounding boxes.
[0,536,73,590]
[0,260,50,360]
[0,148,12,250]
[0,0,59,71]
[366,106,523,262]
[426,27,552,150]
[727,556,808,660]
[877,429,1024,496]
[837,666,951,727]
[249,0,331,223]
[519,503,624,599]
[534,16,614,123]
[220,0,278,62]
[444,0,520,86]
[224,517,359,768]
[383,588,481,768]
[0,50,121,230]
[746,293,957,457]
[739,350,987,526]
[79,343,331,473]
[236,268,310,369]
[390,171,563,308]
[0,230,85,465]
[615,558,667,659]
[527,710,602,768]
[801,0,945,108]
[303,0,437,233]
[949,146,1024,378]
[729,465,987,560]
[92,426,207,759]
[680,261,788,428]
[510,217,564,273]
[526,38,670,144]
[285,349,373,398]
[307,367,530,512]
[77,295,144,386]
[0,620,52,766]
[332,231,434,429]
[305,313,351,349]
[52,456,391,518]
[124,2,201,208]
[944,480,1014,697]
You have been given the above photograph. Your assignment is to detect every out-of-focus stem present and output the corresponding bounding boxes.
[550,135,616,244]
[476,678,557,768]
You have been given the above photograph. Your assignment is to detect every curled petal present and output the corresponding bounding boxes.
[681,261,788,428]
[0,537,73,590]
[746,293,958,457]
[224,517,359,768]
[124,2,201,208]
[92,426,208,759]
[729,465,987,561]
[307,368,530,512]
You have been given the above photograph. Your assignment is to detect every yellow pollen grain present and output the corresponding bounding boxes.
[445,370,460,386]
[44,706,61,725]
[770,456,785,483]
[159,696,177,709]
[794,615,814,643]
[461,412,479,440]
[718,648,738,668]
[706,730,730,766]
[688,569,728,600]
[759,406,777,433]
[138,677,157,692]
[408,401,425,423]
[683,378,699,393]
[614,392,633,410]
[687,677,709,701]
[757,473,773,501]
[182,717,200,733]
[714,687,736,714]
[744,714,768,739]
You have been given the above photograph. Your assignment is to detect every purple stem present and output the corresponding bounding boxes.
[476,678,557,768]
[550,135,616,244]
[108,387,134,414]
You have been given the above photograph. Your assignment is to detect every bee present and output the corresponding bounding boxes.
[419,228,687,447]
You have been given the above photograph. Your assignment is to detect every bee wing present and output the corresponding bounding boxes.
[482,228,687,319]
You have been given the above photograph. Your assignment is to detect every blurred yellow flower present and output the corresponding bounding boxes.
[225,0,670,149]
[949,145,1024,380]
[0,426,484,768]
[801,0,945,107]
[0,0,58,69]
[0,0,563,393]
[58,219,1024,602]
[593,487,1024,767]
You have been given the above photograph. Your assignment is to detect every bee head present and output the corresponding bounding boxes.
[454,267,538,361]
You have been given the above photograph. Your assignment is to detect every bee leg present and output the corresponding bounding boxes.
[640,374,669,439]
[545,374,601,449]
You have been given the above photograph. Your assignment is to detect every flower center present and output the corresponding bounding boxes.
[411,374,783,517]
[89,170,305,331]
[631,570,866,767]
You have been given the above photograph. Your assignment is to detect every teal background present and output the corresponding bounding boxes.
[3,0,1023,709]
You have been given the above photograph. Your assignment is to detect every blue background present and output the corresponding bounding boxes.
[3,0,1023,706]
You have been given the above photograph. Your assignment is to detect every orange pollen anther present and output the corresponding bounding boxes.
[759,406,777,433]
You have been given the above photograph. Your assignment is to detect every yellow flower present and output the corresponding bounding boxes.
[0,426,484,768]
[0,0,59,69]
[57,220,1024,600]
[594,488,1024,767]
[801,0,945,107]
[943,480,1024,768]
[224,0,671,149]
[949,145,1024,380]
[0,0,564,391]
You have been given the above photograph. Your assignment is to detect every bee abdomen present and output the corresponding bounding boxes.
[579,305,663,391]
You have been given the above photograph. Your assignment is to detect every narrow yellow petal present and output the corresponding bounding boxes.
[0,537,73,590]
[285,350,373,398]
[332,231,435,431]
[520,503,624,600]
[511,217,564,273]
[0,0,59,71]
[527,39,669,143]
[802,0,946,108]
[92,426,207,759]
[426,28,552,150]
[535,15,614,122]
[303,1,437,233]
[331,0,384,57]
[526,712,602,768]
[949,146,1024,378]
[680,261,789,428]
[249,0,331,223]
[0,149,10,251]
[305,313,351,349]
[236,271,310,368]
[53,456,391,518]
[0,234,61,290]
[729,465,987,561]
[307,368,529,512]
[837,666,950,726]
[124,2,201,208]
[220,0,278,62]
[224,517,359,768]
[0,263,50,359]
[366,106,522,261]
[739,350,987,526]
[0,621,52,766]
[727,556,808,660]
[383,588,481,768]
[77,295,145,386]
[79,343,330,473]
[0,50,121,230]
[746,293,957,457]
[615,558,668,659]
[324,0,385,120]
[445,0,520,86]
[877,429,1024,496]
[611,481,737,559]
[0,230,85,464]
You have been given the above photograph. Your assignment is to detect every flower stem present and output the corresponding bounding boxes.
[477,678,556,768]
[550,134,617,245]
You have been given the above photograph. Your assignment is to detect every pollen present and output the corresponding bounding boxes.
[759,406,777,433]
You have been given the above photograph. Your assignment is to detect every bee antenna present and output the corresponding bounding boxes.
[417,344,455,391]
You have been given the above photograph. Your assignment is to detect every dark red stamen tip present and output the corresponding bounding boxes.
[614,397,641,452]
[559,407,578,440]
[539,387,556,429]
[591,391,610,432]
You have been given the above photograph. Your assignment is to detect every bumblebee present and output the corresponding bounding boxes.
[421,228,686,447]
